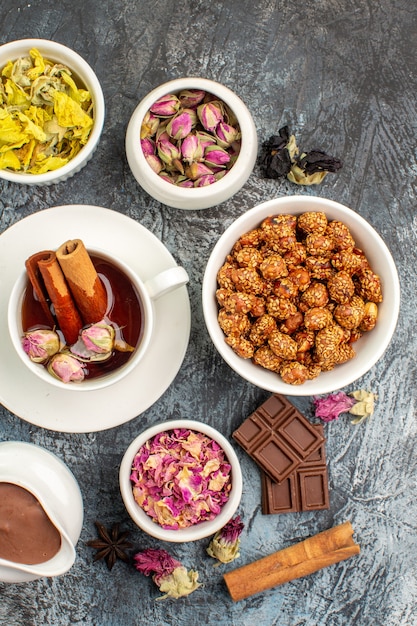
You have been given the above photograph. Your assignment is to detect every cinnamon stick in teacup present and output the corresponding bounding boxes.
[37,252,83,345]
[25,251,57,328]
[223,521,360,602]
[56,239,107,325]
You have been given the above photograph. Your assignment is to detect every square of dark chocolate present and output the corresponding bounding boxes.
[233,394,324,484]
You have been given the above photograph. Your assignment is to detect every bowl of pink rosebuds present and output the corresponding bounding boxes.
[125,78,258,210]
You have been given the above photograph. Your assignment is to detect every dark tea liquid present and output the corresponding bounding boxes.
[21,254,144,380]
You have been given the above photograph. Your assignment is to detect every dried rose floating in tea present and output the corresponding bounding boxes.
[130,428,232,529]
[134,548,201,600]
[140,89,241,187]
[259,125,342,185]
[0,48,94,174]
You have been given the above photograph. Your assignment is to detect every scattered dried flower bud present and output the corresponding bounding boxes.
[206,515,244,565]
[313,391,356,422]
[134,548,201,600]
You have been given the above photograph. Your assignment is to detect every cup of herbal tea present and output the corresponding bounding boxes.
[8,242,189,391]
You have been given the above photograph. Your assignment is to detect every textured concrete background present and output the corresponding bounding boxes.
[0,1,416,624]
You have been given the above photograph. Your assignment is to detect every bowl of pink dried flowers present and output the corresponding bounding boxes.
[119,419,243,542]
[125,77,257,210]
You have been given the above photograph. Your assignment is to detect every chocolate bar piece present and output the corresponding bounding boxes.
[261,428,330,514]
[233,394,324,484]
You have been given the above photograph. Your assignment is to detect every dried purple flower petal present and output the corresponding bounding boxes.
[313,391,356,422]
[297,150,343,175]
[259,126,292,178]
[134,548,201,600]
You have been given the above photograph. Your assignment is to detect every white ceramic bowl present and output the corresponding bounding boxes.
[125,77,258,210]
[119,419,243,542]
[202,195,400,396]
[0,39,105,185]
[8,247,188,392]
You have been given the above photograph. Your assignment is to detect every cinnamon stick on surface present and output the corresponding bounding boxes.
[223,521,360,602]
[37,252,83,345]
[56,239,107,325]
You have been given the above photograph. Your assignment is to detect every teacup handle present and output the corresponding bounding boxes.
[145,266,189,300]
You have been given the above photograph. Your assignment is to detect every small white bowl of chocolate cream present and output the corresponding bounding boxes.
[0,441,83,583]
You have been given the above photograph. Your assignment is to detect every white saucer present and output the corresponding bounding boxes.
[0,205,191,432]
[0,441,84,583]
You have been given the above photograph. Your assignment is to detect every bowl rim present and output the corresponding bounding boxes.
[125,76,258,209]
[202,194,400,396]
[0,38,105,185]
[119,419,243,542]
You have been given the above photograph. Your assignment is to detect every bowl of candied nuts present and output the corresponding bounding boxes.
[202,195,400,395]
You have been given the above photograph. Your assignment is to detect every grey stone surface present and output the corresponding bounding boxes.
[0,1,416,624]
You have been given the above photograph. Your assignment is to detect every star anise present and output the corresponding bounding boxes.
[86,521,133,571]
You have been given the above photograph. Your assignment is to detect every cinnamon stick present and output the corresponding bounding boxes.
[56,239,107,325]
[25,251,56,327]
[223,521,360,602]
[37,252,83,345]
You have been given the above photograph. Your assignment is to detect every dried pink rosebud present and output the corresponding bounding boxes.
[194,174,217,187]
[178,89,206,107]
[150,94,180,117]
[181,134,203,163]
[140,138,155,157]
[185,161,214,181]
[197,100,224,131]
[157,137,181,166]
[215,122,240,148]
[134,548,201,600]
[166,110,194,140]
[140,111,160,139]
[47,353,85,383]
[313,391,356,422]
[203,144,231,168]
[81,322,115,354]
[145,153,163,174]
[206,515,244,565]
[194,130,217,151]
[21,329,60,363]
[176,178,194,188]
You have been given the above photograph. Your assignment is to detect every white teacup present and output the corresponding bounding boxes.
[8,248,189,391]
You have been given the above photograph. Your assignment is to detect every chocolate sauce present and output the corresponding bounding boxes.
[0,483,61,564]
[21,254,144,380]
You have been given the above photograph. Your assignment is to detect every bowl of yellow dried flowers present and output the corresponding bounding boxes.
[203,195,400,396]
[125,77,257,210]
[119,419,243,542]
[0,39,105,185]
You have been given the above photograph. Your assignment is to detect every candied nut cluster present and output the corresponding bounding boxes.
[216,211,383,385]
